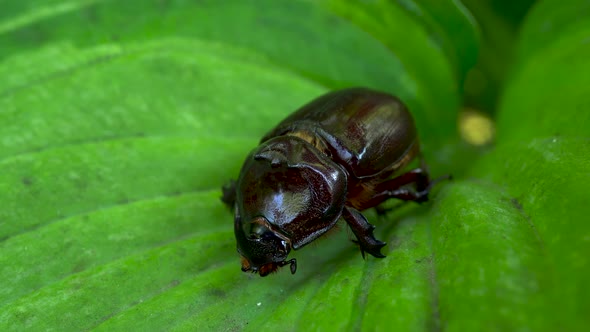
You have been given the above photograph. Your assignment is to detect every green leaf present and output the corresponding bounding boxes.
[497,3,590,141]
[430,0,590,329]
[1,0,587,331]
[515,1,590,62]
[434,138,590,330]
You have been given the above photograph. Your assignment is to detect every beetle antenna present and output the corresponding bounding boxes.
[276,258,297,274]
[289,259,297,274]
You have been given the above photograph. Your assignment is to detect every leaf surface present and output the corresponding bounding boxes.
[2,1,587,331]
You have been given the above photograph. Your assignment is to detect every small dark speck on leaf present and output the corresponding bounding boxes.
[510,197,524,212]
[415,256,432,264]
[207,288,227,299]
[71,260,88,274]
[83,4,99,23]
[21,177,33,186]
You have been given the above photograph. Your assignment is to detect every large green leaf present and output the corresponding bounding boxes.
[1,0,587,331]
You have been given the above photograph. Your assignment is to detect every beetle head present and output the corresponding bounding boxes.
[235,215,297,276]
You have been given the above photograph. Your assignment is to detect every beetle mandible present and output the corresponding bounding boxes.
[221,87,447,277]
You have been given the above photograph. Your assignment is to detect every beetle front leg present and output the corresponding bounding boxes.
[221,180,237,208]
[341,206,386,258]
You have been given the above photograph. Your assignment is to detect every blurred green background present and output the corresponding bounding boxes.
[1,0,589,331]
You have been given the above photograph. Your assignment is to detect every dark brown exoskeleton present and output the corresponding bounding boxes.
[221,88,448,277]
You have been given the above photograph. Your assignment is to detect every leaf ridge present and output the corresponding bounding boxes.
[0,134,256,165]
[0,0,100,35]
[0,188,222,243]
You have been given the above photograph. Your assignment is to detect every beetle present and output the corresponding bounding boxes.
[221,87,447,277]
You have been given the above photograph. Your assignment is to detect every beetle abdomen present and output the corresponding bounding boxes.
[262,88,419,179]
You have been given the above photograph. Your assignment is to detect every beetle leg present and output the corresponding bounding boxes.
[341,206,386,258]
[221,180,237,208]
[361,168,451,211]
[380,173,452,204]
[354,168,429,212]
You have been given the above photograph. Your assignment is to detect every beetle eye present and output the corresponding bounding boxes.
[248,223,267,239]
[261,232,275,241]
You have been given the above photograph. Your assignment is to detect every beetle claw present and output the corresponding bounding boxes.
[365,240,387,258]
[343,207,388,259]
[351,239,366,259]
[352,238,386,259]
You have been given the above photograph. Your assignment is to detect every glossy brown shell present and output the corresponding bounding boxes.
[236,136,347,249]
[261,88,419,180]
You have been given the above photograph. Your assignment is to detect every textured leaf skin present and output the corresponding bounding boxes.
[434,138,590,330]
[1,0,588,331]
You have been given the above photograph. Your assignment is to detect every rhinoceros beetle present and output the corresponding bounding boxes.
[221,88,447,277]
